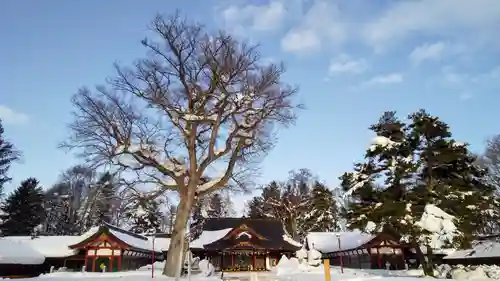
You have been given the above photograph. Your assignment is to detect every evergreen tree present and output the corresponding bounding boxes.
[94,172,117,224]
[0,178,45,235]
[0,120,19,198]
[302,181,339,232]
[342,110,498,276]
[78,172,118,230]
[245,196,263,218]
[43,184,75,235]
[206,192,235,218]
[190,200,205,240]
[207,193,224,218]
[259,181,282,218]
[126,198,162,234]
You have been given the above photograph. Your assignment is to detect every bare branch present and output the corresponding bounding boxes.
[62,12,301,205]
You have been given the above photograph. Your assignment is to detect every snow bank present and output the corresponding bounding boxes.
[308,248,322,266]
[295,247,308,262]
[306,231,375,253]
[190,228,232,249]
[198,259,215,277]
[0,238,45,264]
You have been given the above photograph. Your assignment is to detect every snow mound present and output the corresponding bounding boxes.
[276,255,296,276]
[307,248,322,266]
[198,259,215,277]
[0,238,45,264]
[295,247,308,262]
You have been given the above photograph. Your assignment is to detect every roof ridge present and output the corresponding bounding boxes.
[103,222,148,241]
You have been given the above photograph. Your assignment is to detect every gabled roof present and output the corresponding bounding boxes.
[0,238,45,265]
[68,222,162,254]
[195,217,301,251]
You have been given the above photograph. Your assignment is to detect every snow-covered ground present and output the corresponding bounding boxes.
[13,260,500,281]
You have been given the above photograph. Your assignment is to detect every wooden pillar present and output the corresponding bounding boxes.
[324,259,331,281]
[377,248,381,269]
[84,253,88,270]
[253,251,256,270]
[231,252,234,269]
[392,248,396,270]
[118,255,122,271]
[401,247,406,269]
[358,251,362,269]
[92,258,96,272]
[110,256,113,272]
[368,248,372,269]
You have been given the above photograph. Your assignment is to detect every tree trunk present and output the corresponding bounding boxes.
[414,244,434,276]
[289,218,299,240]
[163,190,195,276]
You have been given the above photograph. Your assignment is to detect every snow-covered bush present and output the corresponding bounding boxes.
[295,247,308,264]
[307,248,322,267]
[436,264,452,279]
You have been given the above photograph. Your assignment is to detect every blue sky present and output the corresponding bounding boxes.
[1,0,500,211]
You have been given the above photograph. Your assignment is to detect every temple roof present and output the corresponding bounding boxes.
[192,218,301,252]
[68,222,163,254]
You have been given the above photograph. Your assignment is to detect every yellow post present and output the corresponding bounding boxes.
[324,259,331,281]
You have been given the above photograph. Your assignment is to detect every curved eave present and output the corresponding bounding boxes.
[68,227,162,255]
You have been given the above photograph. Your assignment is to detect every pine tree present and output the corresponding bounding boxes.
[94,172,117,224]
[126,198,162,234]
[0,120,19,198]
[0,178,45,235]
[342,110,498,276]
[245,197,263,218]
[207,193,224,218]
[190,200,205,240]
[302,181,339,232]
[43,184,75,235]
[259,181,282,218]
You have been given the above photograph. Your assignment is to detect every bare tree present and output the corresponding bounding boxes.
[61,12,300,276]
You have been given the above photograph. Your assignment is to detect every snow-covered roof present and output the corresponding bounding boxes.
[190,228,233,249]
[3,227,100,258]
[108,228,156,251]
[444,241,500,260]
[0,238,45,265]
[151,237,171,252]
[306,231,375,253]
[5,236,82,258]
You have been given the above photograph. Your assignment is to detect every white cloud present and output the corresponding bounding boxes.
[281,0,346,53]
[363,0,500,51]
[0,105,29,125]
[364,73,403,86]
[328,54,368,75]
[218,0,289,34]
[281,29,321,53]
[409,42,447,66]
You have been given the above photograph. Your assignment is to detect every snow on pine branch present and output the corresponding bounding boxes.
[414,204,458,250]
